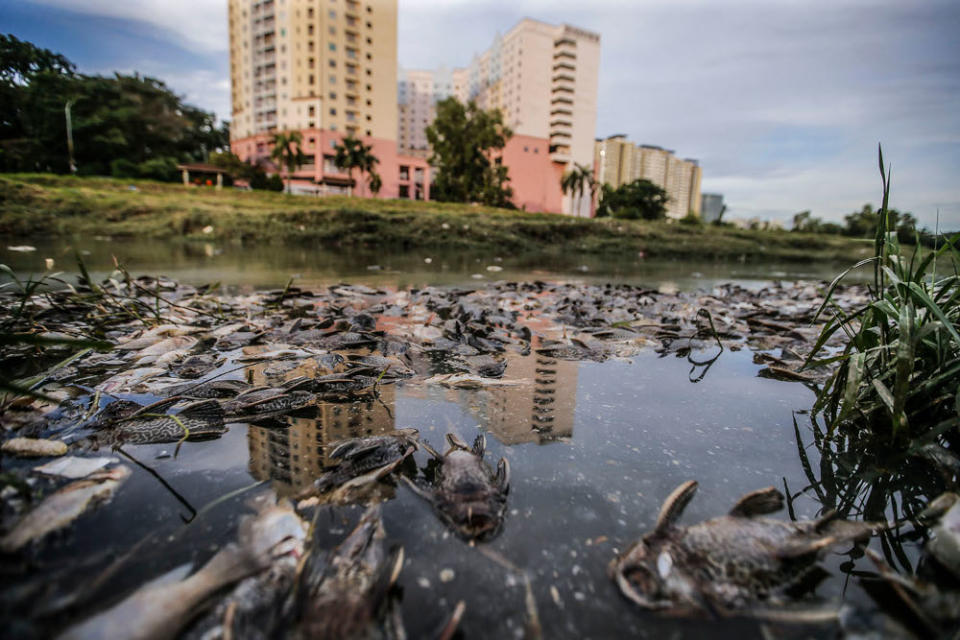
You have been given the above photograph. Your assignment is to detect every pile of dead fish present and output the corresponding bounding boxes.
[2,274,956,638]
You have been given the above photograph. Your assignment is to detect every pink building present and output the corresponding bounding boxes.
[233,131,430,200]
[499,134,564,213]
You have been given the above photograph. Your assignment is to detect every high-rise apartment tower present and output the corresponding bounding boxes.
[594,135,702,219]
[229,0,430,199]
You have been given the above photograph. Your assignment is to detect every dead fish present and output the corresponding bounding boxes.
[423,373,529,389]
[59,499,307,640]
[169,354,223,379]
[403,433,510,541]
[98,367,167,394]
[89,397,226,447]
[310,429,419,496]
[610,481,881,617]
[33,456,118,479]
[1,437,68,458]
[222,385,314,422]
[157,378,251,399]
[289,505,408,640]
[928,494,960,579]
[1,466,131,553]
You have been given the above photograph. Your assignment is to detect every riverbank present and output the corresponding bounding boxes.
[0,174,872,262]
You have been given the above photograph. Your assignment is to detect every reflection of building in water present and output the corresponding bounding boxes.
[483,351,578,445]
[247,385,396,495]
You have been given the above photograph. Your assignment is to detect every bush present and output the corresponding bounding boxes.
[136,157,179,182]
[110,158,138,179]
[265,174,284,192]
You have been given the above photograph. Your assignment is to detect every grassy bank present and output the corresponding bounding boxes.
[0,174,873,262]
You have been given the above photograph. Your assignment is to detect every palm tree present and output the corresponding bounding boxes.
[560,163,596,217]
[270,131,306,194]
[333,136,380,197]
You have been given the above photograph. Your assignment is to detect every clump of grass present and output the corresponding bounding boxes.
[805,146,960,444]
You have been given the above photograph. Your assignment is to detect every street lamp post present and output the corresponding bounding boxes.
[65,100,76,174]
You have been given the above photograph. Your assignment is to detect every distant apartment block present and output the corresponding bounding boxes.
[228,0,430,199]
[397,19,601,216]
[701,193,725,223]
[594,135,702,219]
[397,66,468,159]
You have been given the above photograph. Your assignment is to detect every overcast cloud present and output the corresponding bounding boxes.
[5,0,959,227]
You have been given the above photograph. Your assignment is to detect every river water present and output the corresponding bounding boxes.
[2,239,919,639]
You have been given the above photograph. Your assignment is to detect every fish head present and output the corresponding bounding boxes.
[239,499,308,566]
[611,538,693,611]
[444,497,502,541]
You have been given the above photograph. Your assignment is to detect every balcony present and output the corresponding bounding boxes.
[553,50,576,61]
[552,74,575,83]
[550,107,573,117]
[550,120,572,129]
[551,85,574,94]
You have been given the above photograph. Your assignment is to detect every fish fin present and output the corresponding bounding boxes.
[445,433,470,451]
[282,376,313,391]
[234,386,272,400]
[330,440,378,461]
[775,536,837,560]
[420,439,443,460]
[127,396,181,419]
[178,399,225,426]
[653,480,698,535]
[729,487,784,517]
[472,433,486,457]
[812,509,840,531]
[497,458,510,494]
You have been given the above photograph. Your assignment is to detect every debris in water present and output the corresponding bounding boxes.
[2,437,68,458]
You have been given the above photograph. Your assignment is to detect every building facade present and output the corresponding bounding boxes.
[594,135,702,219]
[228,0,430,199]
[397,19,601,215]
[701,193,725,223]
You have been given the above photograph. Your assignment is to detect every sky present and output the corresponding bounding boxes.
[3,0,959,228]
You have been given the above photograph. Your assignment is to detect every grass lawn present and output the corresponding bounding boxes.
[0,174,875,263]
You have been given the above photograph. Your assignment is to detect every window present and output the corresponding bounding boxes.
[365,129,371,136]
[307,7,313,18]
[366,37,372,44]
[329,10,336,18]
[308,106,316,117]
[365,69,371,76]
[366,99,372,106]
[329,26,335,35]
[308,57,315,68]
[330,108,337,116]
[329,75,336,84]
[329,59,336,68]
[399,185,409,198]
[329,91,337,99]
[308,74,314,84]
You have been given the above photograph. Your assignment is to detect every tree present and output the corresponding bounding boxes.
[333,135,380,197]
[560,163,596,217]
[595,179,670,220]
[426,98,513,207]
[1,37,227,175]
[270,131,306,194]
[844,203,917,242]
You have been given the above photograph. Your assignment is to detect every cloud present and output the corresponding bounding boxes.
[15,0,960,226]
[28,0,228,53]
